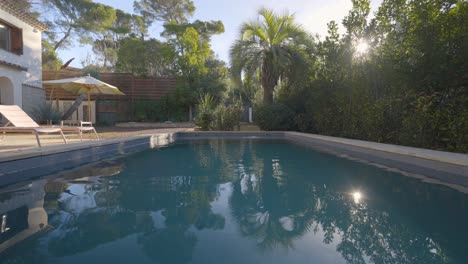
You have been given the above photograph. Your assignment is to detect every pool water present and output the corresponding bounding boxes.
[1,139,467,263]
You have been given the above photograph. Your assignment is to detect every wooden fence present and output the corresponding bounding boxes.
[43,70,180,123]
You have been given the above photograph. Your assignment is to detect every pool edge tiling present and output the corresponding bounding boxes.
[0,131,467,188]
[0,133,176,186]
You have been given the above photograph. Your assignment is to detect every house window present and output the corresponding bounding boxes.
[0,20,23,55]
[0,23,11,51]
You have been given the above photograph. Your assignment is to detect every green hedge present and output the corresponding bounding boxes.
[254,103,295,131]
[133,97,188,122]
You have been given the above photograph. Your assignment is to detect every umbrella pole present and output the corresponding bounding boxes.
[88,90,91,123]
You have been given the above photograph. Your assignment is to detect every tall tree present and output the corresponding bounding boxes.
[42,39,62,70]
[5,0,39,16]
[116,37,176,76]
[90,9,148,69]
[133,0,195,24]
[43,0,116,51]
[161,20,224,42]
[160,18,225,102]
[230,8,312,104]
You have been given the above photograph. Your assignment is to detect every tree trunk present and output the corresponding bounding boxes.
[62,94,87,120]
[261,61,276,105]
[263,85,274,105]
[54,27,72,51]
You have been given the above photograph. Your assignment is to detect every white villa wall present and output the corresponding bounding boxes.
[22,84,45,114]
[0,7,44,114]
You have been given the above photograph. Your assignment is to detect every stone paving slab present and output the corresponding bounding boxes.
[0,127,193,155]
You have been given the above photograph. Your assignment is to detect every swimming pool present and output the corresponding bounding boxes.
[1,139,467,263]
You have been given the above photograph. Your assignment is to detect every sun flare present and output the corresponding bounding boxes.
[353,191,363,204]
[355,40,369,55]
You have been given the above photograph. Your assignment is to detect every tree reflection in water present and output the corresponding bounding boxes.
[43,147,228,263]
[228,141,466,263]
[138,227,197,264]
[1,140,467,264]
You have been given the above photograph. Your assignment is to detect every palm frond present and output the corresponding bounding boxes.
[229,8,315,103]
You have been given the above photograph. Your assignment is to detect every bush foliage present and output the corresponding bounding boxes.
[133,96,188,122]
[195,94,216,130]
[254,103,295,131]
[194,94,243,131]
[213,104,243,131]
[241,1,468,153]
[31,102,63,125]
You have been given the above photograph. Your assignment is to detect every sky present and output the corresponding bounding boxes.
[56,0,383,68]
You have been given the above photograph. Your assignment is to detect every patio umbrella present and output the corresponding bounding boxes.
[43,75,125,123]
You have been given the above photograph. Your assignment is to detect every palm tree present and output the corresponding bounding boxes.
[230,8,311,104]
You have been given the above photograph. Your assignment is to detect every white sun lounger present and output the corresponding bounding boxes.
[60,121,100,141]
[0,105,100,147]
[0,105,67,147]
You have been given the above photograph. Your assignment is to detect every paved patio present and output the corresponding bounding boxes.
[0,126,194,154]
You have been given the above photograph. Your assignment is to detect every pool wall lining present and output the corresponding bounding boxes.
[284,132,468,187]
[0,133,175,186]
[0,131,466,187]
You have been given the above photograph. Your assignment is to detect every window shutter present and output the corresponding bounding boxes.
[10,28,23,55]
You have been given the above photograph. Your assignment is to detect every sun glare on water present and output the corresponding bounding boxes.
[353,191,363,204]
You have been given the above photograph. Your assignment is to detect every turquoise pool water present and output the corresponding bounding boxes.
[0,139,467,263]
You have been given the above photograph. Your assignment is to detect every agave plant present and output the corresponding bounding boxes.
[195,94,216,130]
[31,101,63,125]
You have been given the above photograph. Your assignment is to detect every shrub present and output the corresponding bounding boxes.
[31,102,62,125]
[213,103,243,131]
[294,113,316,133]
[133,97,188,122]
[399,91,468,152]
[133,100,157,121]
[195,94,216,130]
[254,103,295,131]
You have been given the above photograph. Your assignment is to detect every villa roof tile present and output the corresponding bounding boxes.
[0,59,28,71]
[0,1,48,31]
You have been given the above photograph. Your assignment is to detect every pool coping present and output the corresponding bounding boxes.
[0,131,467,188]
[0,133,176,186]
